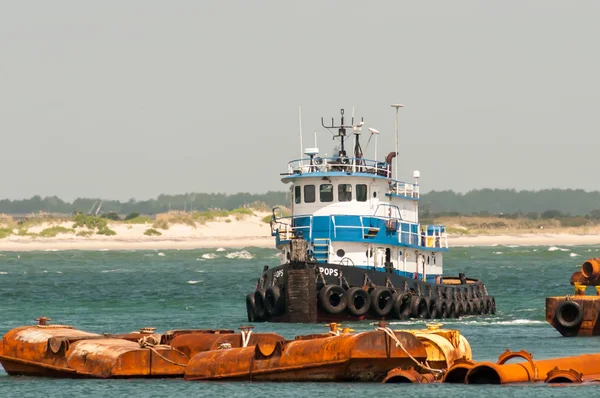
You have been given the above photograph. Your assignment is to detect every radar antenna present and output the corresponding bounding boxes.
[321,109,363,157]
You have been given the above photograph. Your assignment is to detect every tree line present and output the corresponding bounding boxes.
[1,188,600,217]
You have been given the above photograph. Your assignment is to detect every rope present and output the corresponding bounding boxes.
[375,327,445,376]
[138,336,188,367]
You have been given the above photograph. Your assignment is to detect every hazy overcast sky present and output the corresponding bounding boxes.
[2,1,599,201]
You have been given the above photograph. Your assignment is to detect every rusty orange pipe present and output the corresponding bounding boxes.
[582,258,600,280]
[466,353,600,384]
[382,367,434,383]
[442,359,477,383]
[185,330,428,382]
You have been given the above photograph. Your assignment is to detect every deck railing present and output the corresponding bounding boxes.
[271,212,447,249]
[286,157,419,199]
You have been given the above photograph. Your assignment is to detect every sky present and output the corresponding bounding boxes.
[1,1,599,201]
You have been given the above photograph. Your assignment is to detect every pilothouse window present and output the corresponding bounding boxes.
[294,186,301,204]
[304,185,315,203]
[356,184,367,202]
[338,184,352,202]
[320,184,333,202]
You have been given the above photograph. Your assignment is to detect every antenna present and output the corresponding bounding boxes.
[298,105,303,163]
[321,109,363,157]
[366,128,380,160]
[391,104,404,181]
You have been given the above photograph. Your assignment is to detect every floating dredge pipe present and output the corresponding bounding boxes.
[442,359,477,383]
[466,352,600,384]
[381,367,436,384]
[184,329,428,382]
[581,258,600,280]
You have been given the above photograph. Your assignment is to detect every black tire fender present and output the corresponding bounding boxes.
[445,299,457,318]
[246,293,257,322]
[555,300,584,329]
[437,299,449,318]
[370,287,394,317]
[253,289,269,320]
[318,284,347,315]
[345,286,371,317]
[411,296,429,319]
[392,293,411,319]
[456,300,466,318]
[265,286,284,316]
[425,297,438,319]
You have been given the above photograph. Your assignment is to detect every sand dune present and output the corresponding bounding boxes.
[0,212,599,251]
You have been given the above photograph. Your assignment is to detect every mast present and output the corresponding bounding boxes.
[391,104,404,183]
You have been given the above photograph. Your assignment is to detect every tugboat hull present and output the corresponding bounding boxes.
[247,260,495,323]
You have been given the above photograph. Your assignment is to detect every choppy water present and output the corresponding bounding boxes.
[1,245,600,397]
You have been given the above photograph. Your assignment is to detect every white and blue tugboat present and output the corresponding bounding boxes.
[247,107,495,323]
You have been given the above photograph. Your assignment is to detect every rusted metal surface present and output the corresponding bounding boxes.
[442,358,477,383]
[184,328,428,382]
[0,320,282,378]
[465,350,600,384]
[170,331,285,358]
[0,321,190,378]
[547,258,600,337]
[403,323,472,370]
[382,367,435,383]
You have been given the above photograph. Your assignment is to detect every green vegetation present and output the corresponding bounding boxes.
[96,227,117,236]
[144,228,162,236]
[72,213,108,230]
[76,230,94,237]
[0,228,12,239]
[39,226,75,237]
[124,215,152,224]
[124,212,140,221]
[101,212,121,221]
[0,192,288,215]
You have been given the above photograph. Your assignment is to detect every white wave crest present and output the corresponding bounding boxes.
[570,253,579,257]
[0,272,7,275]
[44,249,58,252]
[493,251,503,255]
[201,253,217,259]
[157,252,165,257]
[216,247,226,252]
[548,246,570,252]
[225,250,254,259]
[187,280,201,284]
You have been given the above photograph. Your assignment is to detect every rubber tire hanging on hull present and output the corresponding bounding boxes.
[318,284,347,315]
[265,286,284,317]
[370,287,394,317]
[555,300,584,330]
[254,289,269,320]
[345,287,371,317]
[392,293,412,319]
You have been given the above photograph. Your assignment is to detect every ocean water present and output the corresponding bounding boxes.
[1,245,600,397]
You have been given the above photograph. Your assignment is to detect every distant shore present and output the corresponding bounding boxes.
[1,210,599,252]
[0,233,598,252]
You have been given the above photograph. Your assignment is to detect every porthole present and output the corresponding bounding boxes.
[336,249,345,257]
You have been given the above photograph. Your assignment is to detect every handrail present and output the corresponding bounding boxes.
[285,157,420,199]
[287,156,390,178]
[273,213,448,249]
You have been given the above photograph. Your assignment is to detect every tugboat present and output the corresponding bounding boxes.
[246,106,495,323]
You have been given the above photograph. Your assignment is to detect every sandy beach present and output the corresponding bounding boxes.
[0,211,599,251]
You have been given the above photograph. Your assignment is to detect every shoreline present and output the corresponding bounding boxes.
[0,233,598,252]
